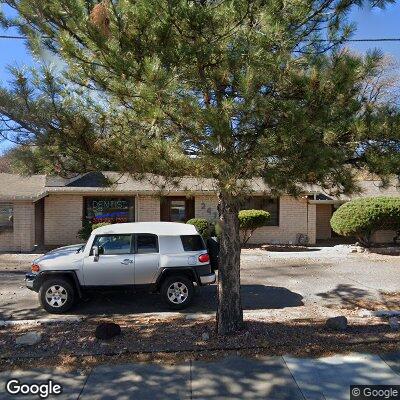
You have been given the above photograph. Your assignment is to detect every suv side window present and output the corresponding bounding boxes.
[92,234,132,255]
[136,234,159,254]
[180,235,206,251]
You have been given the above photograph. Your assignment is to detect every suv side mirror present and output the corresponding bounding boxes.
[92,245,99,262]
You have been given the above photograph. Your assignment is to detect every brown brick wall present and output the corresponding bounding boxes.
[0,201,36,252]
[372,230,397,244]
[44,195,83,246]
[137,195,160,222]
[195,195,219,221]
[6,193,398,252]
[193,195,316,245]
[0,228,15,251]
[248,196,314,244]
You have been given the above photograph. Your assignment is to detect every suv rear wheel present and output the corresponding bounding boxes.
[161,275,194,309]
[39,278,75,314]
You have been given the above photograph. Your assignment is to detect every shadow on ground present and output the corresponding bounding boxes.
[0,285,304,320]
[75,284,304,316]
[245,245,321,252]
[316,284,378,309]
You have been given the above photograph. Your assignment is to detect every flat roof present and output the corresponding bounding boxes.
[92,221,198,236]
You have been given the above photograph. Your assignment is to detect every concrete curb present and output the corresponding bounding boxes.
[0,316,84,326]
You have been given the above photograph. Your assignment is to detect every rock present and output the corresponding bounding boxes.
[325,316,348,331]
[95,322,121,340]
[359,309,373,318]
[16,331,42,346]
[201,332,210,341]
[389,317,399,331]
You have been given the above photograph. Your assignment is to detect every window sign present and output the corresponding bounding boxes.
[85,197,134,224]
[0,203,13,230]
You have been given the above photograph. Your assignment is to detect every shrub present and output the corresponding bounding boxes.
[186,218,215,239]
[92,222,111,231]
[77,221,112,241]
[330,197,400,247]
[238,209,270,245]
[77,220,92,241]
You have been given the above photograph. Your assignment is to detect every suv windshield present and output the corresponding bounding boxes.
[180,235,206,251]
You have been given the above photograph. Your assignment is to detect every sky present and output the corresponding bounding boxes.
[0,3,400,153]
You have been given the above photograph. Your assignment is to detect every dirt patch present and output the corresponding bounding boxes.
[1,315,398,371]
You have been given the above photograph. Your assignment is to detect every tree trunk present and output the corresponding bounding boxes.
[216,192,244,335]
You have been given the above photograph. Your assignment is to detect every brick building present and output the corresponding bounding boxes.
[0,172,398,252]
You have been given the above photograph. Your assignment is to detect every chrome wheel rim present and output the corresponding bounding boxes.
[45,285,68,308]
[167,282,189,304]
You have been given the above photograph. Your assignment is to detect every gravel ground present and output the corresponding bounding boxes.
[1,314,399,372]
[0,245,399,370]
[0,245,399,322]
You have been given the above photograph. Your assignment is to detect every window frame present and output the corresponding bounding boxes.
[0,203,13,231]
[90,233,134,255]
[133,233,159,254]
[180,235,207,252]
[241,196,280,227]
[160,196,195,222]
[83,196,135,225]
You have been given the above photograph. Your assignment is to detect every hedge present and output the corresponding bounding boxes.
[186,218,215,239]
[238,209,271,245]
[330,197,400,246]
[77,221,112,241]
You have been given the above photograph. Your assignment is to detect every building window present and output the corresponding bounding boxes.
[84,197,135,224]
[160,197,195,223]
[241,197,279,226]
[0,203,13,230]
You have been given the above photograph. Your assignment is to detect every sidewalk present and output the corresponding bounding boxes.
[1,352,399,399]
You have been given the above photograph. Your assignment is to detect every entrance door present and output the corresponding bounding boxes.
[160,197,195,222]
[83,234,134,286]
[316,204,334,240]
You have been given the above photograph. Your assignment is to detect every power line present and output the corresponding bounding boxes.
[1,34,400,42]
[0,35,27,39]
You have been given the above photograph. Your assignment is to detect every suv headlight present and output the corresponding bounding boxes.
[31,264,40,273]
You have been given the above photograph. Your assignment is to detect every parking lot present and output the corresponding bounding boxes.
[0,246,399,321]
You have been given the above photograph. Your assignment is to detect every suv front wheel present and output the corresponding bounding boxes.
[161,275,194,309]
[39,278,75,314]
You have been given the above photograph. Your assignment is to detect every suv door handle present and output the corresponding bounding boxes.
[121,259,133,265]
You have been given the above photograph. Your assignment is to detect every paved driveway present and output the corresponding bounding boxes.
[0,247,398,320]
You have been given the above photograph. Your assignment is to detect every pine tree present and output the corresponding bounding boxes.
[1,0,400,334]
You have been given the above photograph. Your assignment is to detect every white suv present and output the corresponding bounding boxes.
[25,222,216,313]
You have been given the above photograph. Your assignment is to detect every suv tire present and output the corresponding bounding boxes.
[161,275,194,310]
[39,277,75,314]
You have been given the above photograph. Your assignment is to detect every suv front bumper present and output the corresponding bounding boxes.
[199,272,216,285]
[25,273,38,291]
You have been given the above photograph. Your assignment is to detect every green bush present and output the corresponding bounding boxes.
[238,209,270,245]
[77,220,93,241]
[330,197,400,246]
[77,221,112,241]
[92,222,111,231]
[186,218,215,239]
